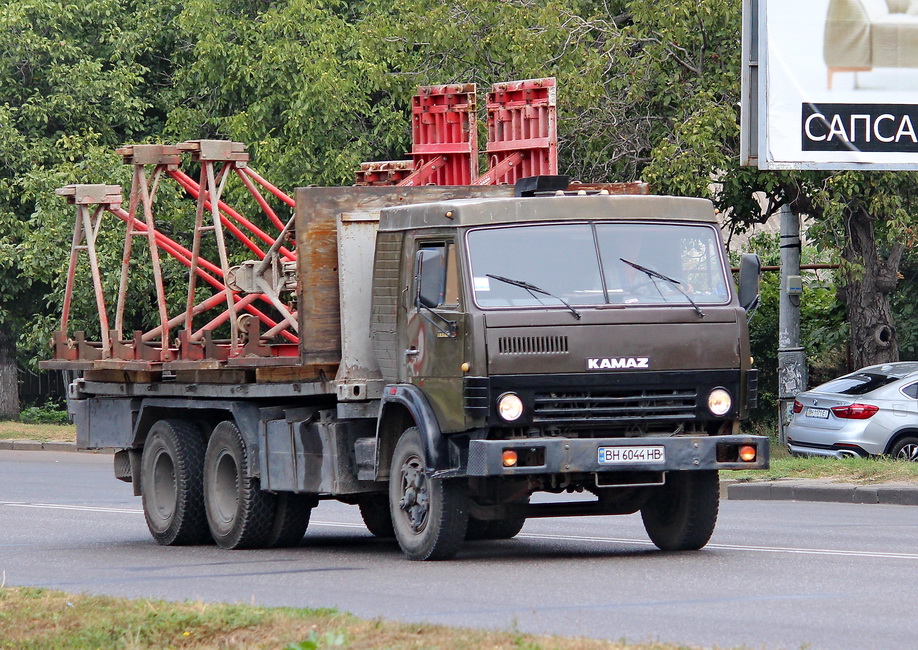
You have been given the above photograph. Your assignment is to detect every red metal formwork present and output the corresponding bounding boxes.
[405,83,479,186]
[355,160,415,186]
[50,141,300,369]
[478,77,557,186]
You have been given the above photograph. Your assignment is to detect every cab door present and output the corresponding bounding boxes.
[405,239,467,431]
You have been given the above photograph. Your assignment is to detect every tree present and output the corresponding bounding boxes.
[0,0,182,415]
[785,172,918,369]
[2,0,916,421]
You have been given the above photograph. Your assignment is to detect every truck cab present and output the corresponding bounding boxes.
[366,188,766,559]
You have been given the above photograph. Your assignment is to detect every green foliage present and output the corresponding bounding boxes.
[742,233,847,420]
[0,0,180,364]
[2,0,917,400]
[18,401,68,425]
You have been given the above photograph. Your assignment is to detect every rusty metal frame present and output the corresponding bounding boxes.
[51,140,301,368]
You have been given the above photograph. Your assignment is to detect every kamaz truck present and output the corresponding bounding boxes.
[48,167,766,561]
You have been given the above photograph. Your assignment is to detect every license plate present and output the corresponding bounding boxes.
[597,445,665,465]
[805,407,830,419]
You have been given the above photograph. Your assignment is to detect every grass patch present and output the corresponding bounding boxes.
[732,445,918,484]
[0,422,75,443]
[0,586,683,649]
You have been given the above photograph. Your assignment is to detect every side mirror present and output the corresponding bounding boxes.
[415,248,445,309]
[738,253,761,314]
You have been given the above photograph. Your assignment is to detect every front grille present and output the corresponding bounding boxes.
[498,336,569,355]
[533,389,697,425]
[463,376,490,418]
[747,369,759,410]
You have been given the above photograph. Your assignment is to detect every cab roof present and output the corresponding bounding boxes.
[377,194,717,232]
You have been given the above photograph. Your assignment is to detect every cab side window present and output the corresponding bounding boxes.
[417,242,459,309]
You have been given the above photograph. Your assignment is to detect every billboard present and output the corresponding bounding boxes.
[742,0,918,169]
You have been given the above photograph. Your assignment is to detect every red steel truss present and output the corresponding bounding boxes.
[51,80,609,371]
[52,140,299,368]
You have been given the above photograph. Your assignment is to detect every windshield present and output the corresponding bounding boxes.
[466,222,730,308]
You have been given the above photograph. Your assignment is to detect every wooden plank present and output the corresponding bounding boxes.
[174,369,253,384]
[84,369,162,383]
[255,364,339,384]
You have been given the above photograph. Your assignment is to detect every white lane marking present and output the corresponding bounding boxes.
[309,520,366,529]
[0,501,143,515]
[3,504,915,562]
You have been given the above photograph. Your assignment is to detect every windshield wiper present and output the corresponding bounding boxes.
[486,274,581,320]
[619,258,705,318]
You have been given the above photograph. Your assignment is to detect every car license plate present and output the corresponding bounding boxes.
[598,446,665,464]
[805,407,830,419]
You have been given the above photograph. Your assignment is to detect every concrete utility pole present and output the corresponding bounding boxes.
[777,204,807,445]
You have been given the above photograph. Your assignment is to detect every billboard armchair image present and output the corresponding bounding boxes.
[825,0,918,90]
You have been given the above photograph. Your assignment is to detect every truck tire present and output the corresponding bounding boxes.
[358,494,395,538]
[466,515,527,541]
[204,421,276,549]
[641,470,719,551]
[140,419,211,546]
[466,496,528,541]
[267,493,316,548]
[389,427,468,560]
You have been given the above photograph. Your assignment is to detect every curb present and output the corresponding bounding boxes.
[726,479,918,506]
[0,440,79,452]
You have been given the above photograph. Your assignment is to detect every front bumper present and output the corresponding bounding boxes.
[466,434,769,476]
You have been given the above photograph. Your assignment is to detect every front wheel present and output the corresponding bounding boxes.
[389,427,468,560]
[641,470,719,551]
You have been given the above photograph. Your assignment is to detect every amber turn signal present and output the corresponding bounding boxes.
[502,450,518,467]
[739,445,757,462]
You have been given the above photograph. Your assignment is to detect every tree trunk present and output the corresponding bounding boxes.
[0,323,19,420]
[841,207,902,369]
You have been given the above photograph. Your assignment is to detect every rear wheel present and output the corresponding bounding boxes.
[389,427,468,560]
[641,470,719,551]
[140,419,210,546]
[891,436,918,462]
[204,421,276,549]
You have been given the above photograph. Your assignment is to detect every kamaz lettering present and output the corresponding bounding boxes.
[587,357,650,370]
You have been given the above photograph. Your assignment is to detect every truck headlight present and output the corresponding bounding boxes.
[497,393,524,422]
[707,388,732,416]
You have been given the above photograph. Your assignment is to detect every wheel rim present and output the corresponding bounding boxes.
[212,449,239,525]
[150,447,177,527]
[397,454,429,534]
[896,443,918,462]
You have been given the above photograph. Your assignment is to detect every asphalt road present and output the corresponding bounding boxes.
[2,450,916,649]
